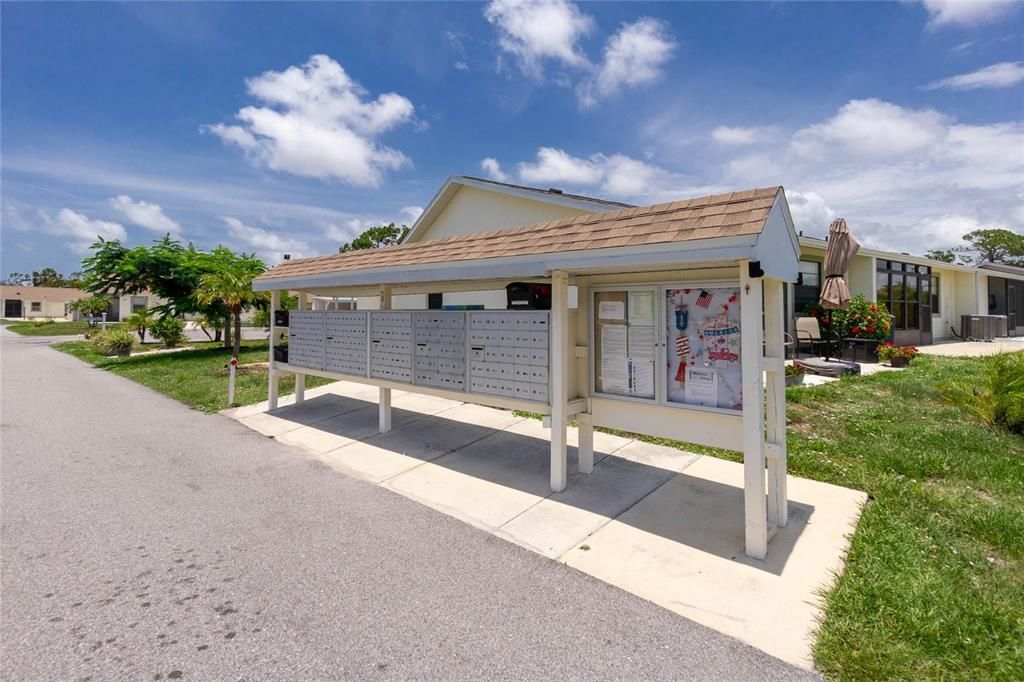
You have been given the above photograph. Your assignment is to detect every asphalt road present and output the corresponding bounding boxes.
[0,328,817,680]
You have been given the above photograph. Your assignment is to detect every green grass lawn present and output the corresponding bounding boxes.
[795,356,1024,680]
[4,319,120,336]
[51,336,1022,678]
[54,339,331,412]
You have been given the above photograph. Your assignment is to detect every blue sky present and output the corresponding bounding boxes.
[2,1,1022,276]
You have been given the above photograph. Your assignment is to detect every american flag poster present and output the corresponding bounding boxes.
[666,286,743,411]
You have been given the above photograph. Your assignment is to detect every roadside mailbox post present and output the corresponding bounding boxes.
[253,186,798,560]
[227,357,237,406]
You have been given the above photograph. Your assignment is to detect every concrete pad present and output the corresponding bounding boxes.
[320,407,518,483]
[498,450,693,558]
[391,391,463,414]
[237,410,305,437]
[385,428,572,529]
[562,455,867,669]
[276,404,433,455]
[503,418,632,461]
[268,392,375,426]
[918,338,1024,357]
[611,440,703,474]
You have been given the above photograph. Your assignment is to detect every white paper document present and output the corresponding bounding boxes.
[601,324,627,357]
[628,291,655,324]
[601,358,629,392]
[598,301,625,321]
[684,367,719,407]
[631,359,655,398]
[627,325,655,359]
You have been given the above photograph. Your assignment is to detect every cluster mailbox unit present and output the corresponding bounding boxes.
[283,310,551,402]
[255,185,800,559]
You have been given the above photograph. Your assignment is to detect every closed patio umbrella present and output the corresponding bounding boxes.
[818,218,860,361]
[820,218,861,310]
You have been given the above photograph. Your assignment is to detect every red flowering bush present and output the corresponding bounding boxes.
[807,295,891,341]
[876,343,919,362]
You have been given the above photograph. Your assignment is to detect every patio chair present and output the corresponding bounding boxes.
[787,316,843,360]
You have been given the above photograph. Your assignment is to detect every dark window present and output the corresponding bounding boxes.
[795,260,821,313]
[427,293,443,310]
[931,274,941,315]
[876,260,931,331]
[30,301,42,312]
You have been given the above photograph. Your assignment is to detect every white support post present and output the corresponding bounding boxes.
[577,411,594,474]
[378,284,392,433]
[294,291,308,405]
[740,263,768,559]
[549,271,569,492]
[574,281,593,475]
[268,289,281,411]
[764,279,788,528]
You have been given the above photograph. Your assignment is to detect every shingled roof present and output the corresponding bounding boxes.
[256,186,782,282]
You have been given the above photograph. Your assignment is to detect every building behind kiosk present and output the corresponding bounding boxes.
[253,185,800,560]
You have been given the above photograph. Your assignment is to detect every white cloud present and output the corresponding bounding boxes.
[41,208,126,254]
[108,195,181,235]
[725,153,783,184]
[221,216,310,264]
[202,54,416,187]
[484,2,674,106]
[780,100,1023,248]
[918,0,1017,28]
[712,125,777,145]
[922,61,1024,90]
[324,207,424,244]
[481,157,509,182]
[578,18,675,107]
[400,205,424,223]
[950,40,974,55]
[512,147,677,199]
[518,147,605,186]
[791,98,949,159]
[484,0,594,78]
[447,30,470,71]
[786,191,837,235]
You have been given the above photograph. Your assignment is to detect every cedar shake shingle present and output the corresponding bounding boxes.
[255,186,782,282]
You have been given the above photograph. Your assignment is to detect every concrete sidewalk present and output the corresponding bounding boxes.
[227,382,866,669]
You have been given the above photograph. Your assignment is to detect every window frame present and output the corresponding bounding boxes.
[30,301,42,312]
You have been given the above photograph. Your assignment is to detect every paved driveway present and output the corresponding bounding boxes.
[0,328,816,680]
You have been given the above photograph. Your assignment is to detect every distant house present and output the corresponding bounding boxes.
[349,175,1024,344]
[0,285,88,320]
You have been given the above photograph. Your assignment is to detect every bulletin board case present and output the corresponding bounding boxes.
[589,281,744,416]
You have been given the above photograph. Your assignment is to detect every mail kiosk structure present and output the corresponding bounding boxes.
[255,185,800,560]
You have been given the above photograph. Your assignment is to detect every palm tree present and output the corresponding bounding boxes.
[194,250,268,357]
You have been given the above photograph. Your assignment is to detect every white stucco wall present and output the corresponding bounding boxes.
[847,254,876,302]
[930,264,964,339]
[412,185,590,243]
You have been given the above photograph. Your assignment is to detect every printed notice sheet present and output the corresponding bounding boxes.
[628,291,655,324]
[684,367,719,407]
[598,301,625,320]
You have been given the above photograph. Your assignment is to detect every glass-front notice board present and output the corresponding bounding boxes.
[593,289,656,400]
[665,287,742,410]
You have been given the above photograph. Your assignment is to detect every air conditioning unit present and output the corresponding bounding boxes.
[961,315,1008,341]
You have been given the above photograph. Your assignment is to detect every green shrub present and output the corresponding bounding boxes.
[943,350,1024,434]
[150,315,187,348]
[805,295,891,341]
[124,308,155,343]
[92,328,136,356]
